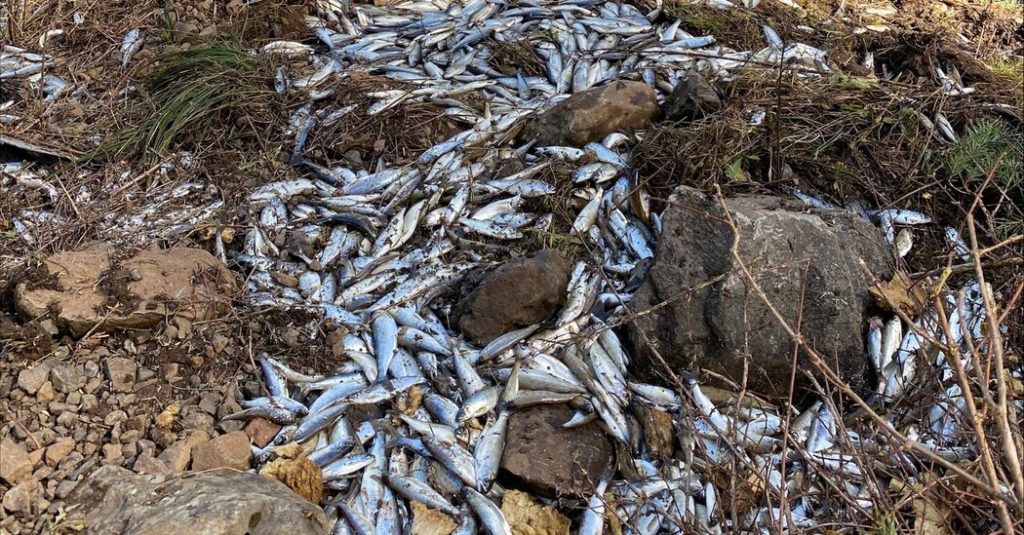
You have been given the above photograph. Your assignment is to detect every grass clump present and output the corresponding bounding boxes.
[945,119,1024,238]
[100,37,275,164]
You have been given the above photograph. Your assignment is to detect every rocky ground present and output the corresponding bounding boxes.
[2,0,1023,534]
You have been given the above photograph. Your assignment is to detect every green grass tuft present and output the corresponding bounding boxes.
[96,37,273,164]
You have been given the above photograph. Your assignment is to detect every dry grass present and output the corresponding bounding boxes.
[303,73,466,167]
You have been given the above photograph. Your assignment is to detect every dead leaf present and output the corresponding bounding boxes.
[501,490,570,535]
[411,502,457,535]
[869,271,929,316]
[912,492,951,535]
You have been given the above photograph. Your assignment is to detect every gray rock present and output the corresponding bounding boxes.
[661,72,721,122]
[627,187,893,399]
[49,363,84,394]
[17,361,52,394]
[66,466,328,535]
[454,249,572,346]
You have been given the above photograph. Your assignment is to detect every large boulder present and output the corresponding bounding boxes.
[14,243,236,337]
[65,466,328,535]
[518,81,659,147]
[455,249,571,346]
[627,187,893,399]
[500,405,614,498]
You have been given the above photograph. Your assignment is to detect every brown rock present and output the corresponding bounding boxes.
[66,466,328,534]
[627,187,893,400]
[35,381,55,404]
[45,438,76,466]
[455,249,572,346]
[518,81,659,147]
[0,438,34,485]
[661,72,721,122]
[157,430,209,471]
[2,479,40,514]
[104,357,138,392]
[14,243,237,337]
[245,418,281,448]
[189,431,252,472]
[500,405,614,498]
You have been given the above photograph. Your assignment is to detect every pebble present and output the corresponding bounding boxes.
[54,479,79,499]
[2,480,40,514]
[104,357,138,392]
[49,364,83,394]
[35,381,55,404]
[44,439,76,466]
[1,438,34,485]
[17,363,51,394]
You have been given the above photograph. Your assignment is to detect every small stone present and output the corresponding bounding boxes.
[104,357,138,393]
[66,391,82,406]
[132,455,171,476]
[102,443,123,462]
[17,362,52,394]
[198,392,219,415]
[662,72,722,122]
[123,441,138,459]
[157,431,209,471]
[137,367,155,382]
[49,364,84,394]
[83,360,101,377]
[103,410,128,426]
[84,377,102,394]
[80,393,99,411]
[44,439,76,466]
[159,363,180,381]
[245,418,281,448]
[35,381,55,404]
[0,438,34,485]
[155,403,180,428]
[55,479,79,499]
[211,333,229,354]
[28,448,44,467]
[189,431,252,472]
[178,409,214,431]
[2,479,40,514]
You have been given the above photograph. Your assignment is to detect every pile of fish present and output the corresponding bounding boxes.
[3,0,1015,533]
[200,1,1009,534]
